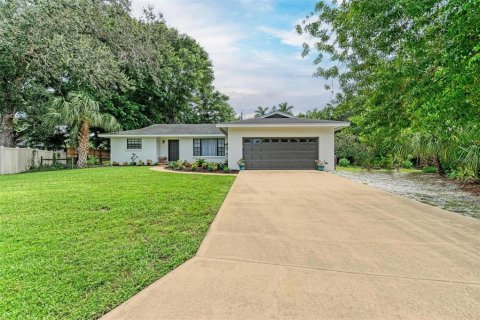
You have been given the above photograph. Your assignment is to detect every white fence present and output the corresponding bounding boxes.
[0,146,67,175]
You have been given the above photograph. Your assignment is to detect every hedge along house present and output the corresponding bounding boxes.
[100,112,349,170]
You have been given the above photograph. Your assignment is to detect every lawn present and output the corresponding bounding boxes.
[0,167,235,319]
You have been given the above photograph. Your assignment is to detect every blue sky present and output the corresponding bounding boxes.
[131,0,332,117]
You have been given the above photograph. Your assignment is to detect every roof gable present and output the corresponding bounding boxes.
[260,111,295,119]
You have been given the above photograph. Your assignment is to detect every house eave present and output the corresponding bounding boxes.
[99,133,226,138]
[216,123,350,129]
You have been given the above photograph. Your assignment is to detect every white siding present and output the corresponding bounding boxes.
[110,137,157,163]
[226,127,336,171]
[110,137,226,164]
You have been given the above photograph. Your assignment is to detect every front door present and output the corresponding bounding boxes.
[168,140,179,162]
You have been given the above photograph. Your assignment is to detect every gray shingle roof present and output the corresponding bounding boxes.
[108,124,223,136]
[218,118,350,125]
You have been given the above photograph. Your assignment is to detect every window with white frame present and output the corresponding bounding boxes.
[193,138,225,157]
[126,138,142,150]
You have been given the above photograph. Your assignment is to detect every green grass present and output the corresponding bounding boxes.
[336,166,422,173]
[0,167,235,319]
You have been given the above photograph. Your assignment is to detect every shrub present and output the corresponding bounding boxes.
[223,166,230,173]
[207,163,218,172]
[86,155,98,166]
[184,161,191,168]
[137,160,144,166]
[102,160,111,166]
[195,158,206,166]
[130,153,138,163]
[402,159,414,169]
[338,158,350,167]
[29,163,73,172]
[167,162,177,169]
[422,166,437,173]
[447,167,475,182]
[201,162,208,169]
[112,161,119,166]
[175,160,184,167]
[129,161,136,166]
[122,161,129,166]
[177,164,185,171]
[191,163,198,171]
[146,159,153,166]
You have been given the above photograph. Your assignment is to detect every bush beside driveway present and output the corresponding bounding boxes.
[0,167,235,319]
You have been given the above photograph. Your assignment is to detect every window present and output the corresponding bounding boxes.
[217,139,225,156]
[193,139,225,157]
[126,139,142,149]
[193,139,201,156]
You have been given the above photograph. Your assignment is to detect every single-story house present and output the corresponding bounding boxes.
[100,112,350,170]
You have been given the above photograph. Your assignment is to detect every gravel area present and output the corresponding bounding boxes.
[334,170,480,219]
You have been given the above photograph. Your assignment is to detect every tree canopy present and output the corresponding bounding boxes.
[0,0,235,148]
[299,0,480,178]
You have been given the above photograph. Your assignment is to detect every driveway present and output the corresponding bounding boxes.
[102,171,480,319]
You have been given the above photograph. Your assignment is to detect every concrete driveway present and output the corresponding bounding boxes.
[103,171,480,319]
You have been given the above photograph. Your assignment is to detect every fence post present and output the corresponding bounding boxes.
[15,147,19,173]
[0,146,4,175]
[27,147,31,170]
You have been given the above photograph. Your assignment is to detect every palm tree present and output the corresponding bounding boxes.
[395,132,453,176]
[254,106,269,118]
[46,92,120,168]
[277,102,294,114]
[458,129,480,179]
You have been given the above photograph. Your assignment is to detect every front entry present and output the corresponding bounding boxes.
[168,140,179,161]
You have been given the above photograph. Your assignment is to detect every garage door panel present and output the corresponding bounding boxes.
[243,137,318,170]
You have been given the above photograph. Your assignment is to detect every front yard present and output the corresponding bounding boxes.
[0,167,235,319]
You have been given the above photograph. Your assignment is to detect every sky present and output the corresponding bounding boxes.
[130,0,332,117]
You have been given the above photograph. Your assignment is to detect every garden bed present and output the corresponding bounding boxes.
[164,159,237,174]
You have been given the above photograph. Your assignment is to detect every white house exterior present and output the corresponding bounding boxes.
[101,112,349,171]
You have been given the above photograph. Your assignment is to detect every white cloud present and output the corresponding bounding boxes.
[130,0,333,114]
[239,0,274,12]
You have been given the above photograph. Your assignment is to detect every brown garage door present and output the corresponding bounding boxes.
[243,138,318,170]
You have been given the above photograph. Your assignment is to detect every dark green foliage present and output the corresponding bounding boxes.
[338,158,350,167]
[423,166,438,174]
[402,160,414,169]
[195,158,207,166]
[300,0,480,181]
[0,0,235,148]
[29,162,75,172]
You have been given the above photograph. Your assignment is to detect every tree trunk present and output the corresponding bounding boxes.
[434,155,445,176]
[76,119,90,168]
[0,113,15,147]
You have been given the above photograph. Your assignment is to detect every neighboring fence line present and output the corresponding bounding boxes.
[0,146,66,175]
[66,147,109,160]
